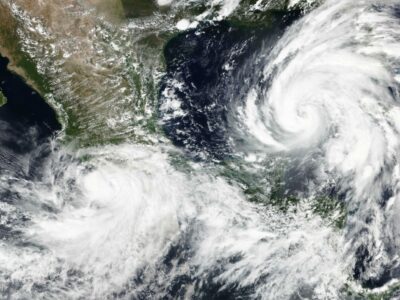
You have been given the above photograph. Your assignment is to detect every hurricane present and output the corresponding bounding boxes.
[1,0,400,299]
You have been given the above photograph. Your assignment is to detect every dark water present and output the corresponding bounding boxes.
[159,11,301,161]
[155,12,304,300]
[0,55,62,276]
[0,55,61,178]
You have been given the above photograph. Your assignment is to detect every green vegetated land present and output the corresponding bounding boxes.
[0,0,307,147]
[0,90,7,107]
[121,0,158,17]
[0,0,348,226]
[0,3,50,95]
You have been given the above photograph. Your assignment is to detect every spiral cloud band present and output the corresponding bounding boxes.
[2,0,400,299]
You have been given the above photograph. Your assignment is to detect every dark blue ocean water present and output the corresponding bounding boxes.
[0,55,60,178]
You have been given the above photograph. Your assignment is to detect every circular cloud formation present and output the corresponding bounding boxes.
[233,0,400,287]
[160,0,400,290]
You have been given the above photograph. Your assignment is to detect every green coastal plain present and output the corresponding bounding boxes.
[0,90,7,107]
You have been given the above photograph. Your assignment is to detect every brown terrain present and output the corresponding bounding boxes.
[0,0,169,145]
